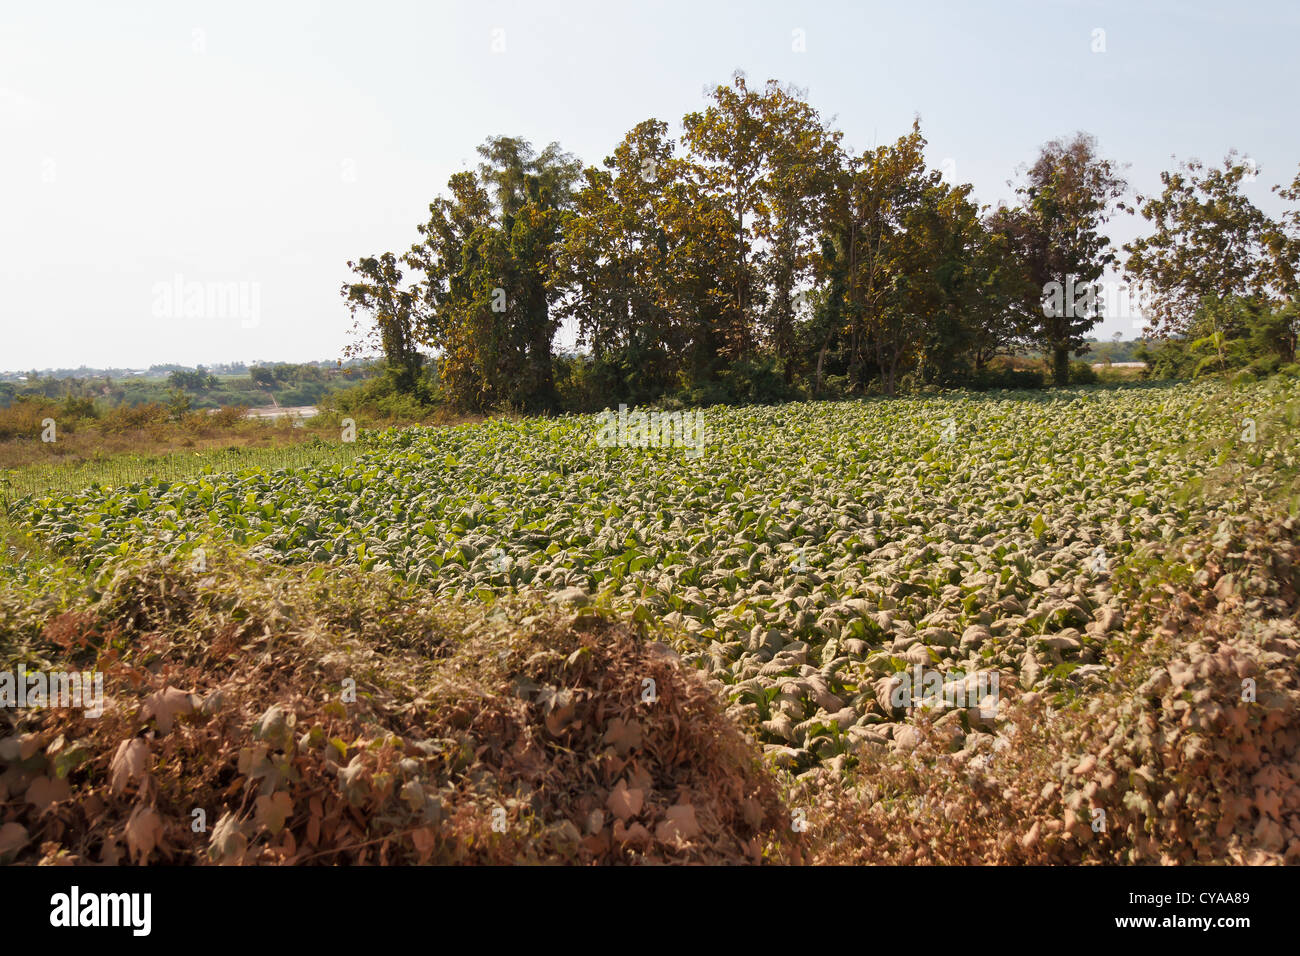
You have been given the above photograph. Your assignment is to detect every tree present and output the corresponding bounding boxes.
[682,72,771,361]
[879,159,984,391]
[554,120,682,396]
[345,138,579,411]
[167,368,211,391]
[466,137,579,410]
[1269,164,1300,301]
[751,84,841,382]
[963,211,1038,371]
[405,171,494,407]
[1124,152,1277,339]
[555,119,740,395]
[912,188,1012,386]
[340,252,424,391]
[844,122,946,395]
[249,365,277,388]
[1003,133,1127,385]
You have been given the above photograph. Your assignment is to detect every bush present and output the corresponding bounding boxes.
[1248,354,1283,377]
[1142,297,1298,381]
[325,369,441,423]
[98,403,171,433]
[968,366,1045,391]
[672,356,801,407]
[278,382,327,406]
[1068,360,1099,385]
[59,395,99,421]
[0,396,59,440]
[207,405,248,428]
[166,387,192,421]
[1,555,794,865]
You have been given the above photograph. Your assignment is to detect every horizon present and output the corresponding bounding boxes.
[0,333,1147,379]
[3,0,1297,369]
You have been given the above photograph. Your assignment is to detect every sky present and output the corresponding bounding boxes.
[2,0,1297,371]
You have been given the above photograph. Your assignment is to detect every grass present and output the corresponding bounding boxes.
[0,390,485,502]
[1,439,373,503]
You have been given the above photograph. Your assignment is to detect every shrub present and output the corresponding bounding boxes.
[98,402,171,433]
[325,369,440,423]
[968,366,1045,391]
[1068,360,1099,385]
[672,356,801,407]
[59,395,99,421]
[207,405,248,428]
[0,396,59,440]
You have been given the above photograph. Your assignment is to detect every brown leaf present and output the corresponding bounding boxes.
[209,811,247,864]
[602,717,642,756]
[612,820,652,845]
[255,791,293,835]
[142,686,197,734]
[627,762,654,792]
[280,828,297,861]
[581,831,611,856]
[0,822,28,861]
[109,738,150,795]
[655,803,701,844]
[25,775,71,813]
[98,837,122,865]
[411,827,437,864]
[124,805,163,864]
[543,688,578,736]
[605,779,644,822]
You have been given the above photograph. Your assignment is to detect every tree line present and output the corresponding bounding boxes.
[342,73,1300,412]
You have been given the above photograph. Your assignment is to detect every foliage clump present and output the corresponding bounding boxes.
[0,556,792,864]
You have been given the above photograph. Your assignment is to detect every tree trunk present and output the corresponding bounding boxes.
[881,360,897,397]
[1052,345,1070,386]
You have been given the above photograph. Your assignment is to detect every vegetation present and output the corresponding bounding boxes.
[0,361,382,414]
[341,76,1299,409]
[6,69,1300,869]
[11,379,1298,774]
[0,550,792,864]
[5,374,1299,864]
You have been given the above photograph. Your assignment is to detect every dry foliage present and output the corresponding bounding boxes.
[803,514,1300,864]
[1,559,792,865]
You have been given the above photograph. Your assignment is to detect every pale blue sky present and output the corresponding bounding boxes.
[2,0,1297,369]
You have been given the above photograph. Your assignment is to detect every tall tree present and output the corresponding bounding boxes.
[554,120,682,394]
[1003,133,1127,385]
[751,85,841,381]
[1125,152,1283,338]
[682,72,770,360]
[556,119,738,393]
[404,171,494,406]
[850,122,939,395]
[340,252,424,390]
[970,209,1039,369]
